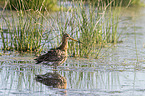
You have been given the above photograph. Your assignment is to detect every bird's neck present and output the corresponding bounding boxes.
[59,39,68,51]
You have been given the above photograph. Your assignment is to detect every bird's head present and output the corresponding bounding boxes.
[63,33,81,43]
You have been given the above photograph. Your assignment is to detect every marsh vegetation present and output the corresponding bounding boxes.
[0,0,126,58]
[0,0,145,96]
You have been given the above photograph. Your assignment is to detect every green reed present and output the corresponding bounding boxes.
[1,3,46,54]
[4,0,58,11]
[74,0,141,6]
[52,0,121,58]
[1,0,121,58]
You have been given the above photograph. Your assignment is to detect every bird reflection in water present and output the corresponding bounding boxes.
[35,72,67,89]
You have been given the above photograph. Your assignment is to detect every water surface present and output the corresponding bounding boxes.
[0,5,145,96]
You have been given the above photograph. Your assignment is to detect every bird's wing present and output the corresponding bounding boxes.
[35,49,66,64]
[45,49,66,61]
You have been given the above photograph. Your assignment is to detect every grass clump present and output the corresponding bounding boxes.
[1,0,122,58]
[47,0,122,58]
[74,0,141,7]
[1,9,46,54]
[101,0,141,6]
[2,0,59,11]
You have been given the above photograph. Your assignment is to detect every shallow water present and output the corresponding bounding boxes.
[1,5,145,96]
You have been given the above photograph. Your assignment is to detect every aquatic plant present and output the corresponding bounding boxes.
[3,0,59,11]
[73,0,141,7]
[51,0,121,58]
[102,0,141,6]
[1,8,46,54]
[1,0,121,58]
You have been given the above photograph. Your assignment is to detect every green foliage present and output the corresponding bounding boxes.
[1,0,121,58]
[102,0,141,6]
[5,0,59,11]
[1,10,45,54]
[73,0,141,7]
[50,1,121,58]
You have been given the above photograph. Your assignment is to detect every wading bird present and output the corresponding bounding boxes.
[34,33,80,67]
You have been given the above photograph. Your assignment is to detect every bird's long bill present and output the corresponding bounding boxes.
[69,37,82,43]
[69,37,79,42]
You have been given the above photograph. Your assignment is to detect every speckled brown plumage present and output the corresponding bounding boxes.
[34,33,79,66]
